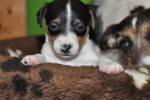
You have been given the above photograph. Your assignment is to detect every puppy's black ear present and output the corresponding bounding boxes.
[130,6,145,14]
[89,10,95,29]
[37,3,48,28]
[100,25,118,50]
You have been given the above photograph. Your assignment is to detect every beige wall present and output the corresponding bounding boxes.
[0,0,27,40]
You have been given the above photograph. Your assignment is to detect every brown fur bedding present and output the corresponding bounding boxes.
[0,36,150,100]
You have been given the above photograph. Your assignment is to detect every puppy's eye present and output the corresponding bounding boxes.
[121,41,130,49]
[119,39,132,50]
[50,23,58,31]
[76,24,85,31]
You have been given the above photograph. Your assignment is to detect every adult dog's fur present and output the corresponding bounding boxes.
[100,8,150,66]
[90,0,150,43]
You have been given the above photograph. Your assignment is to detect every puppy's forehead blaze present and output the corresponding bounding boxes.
[78,26,89,47]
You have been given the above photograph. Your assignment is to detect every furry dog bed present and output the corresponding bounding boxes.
[0,35,45,57]
[0,36,150,100]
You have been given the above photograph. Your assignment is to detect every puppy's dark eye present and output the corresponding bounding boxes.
[121,41,130,50]
[50,23,58,31]
[119,37,133,50]
[76,24,85,31]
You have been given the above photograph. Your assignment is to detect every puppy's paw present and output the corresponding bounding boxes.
[21,55,42,66]
[99,60,124,75]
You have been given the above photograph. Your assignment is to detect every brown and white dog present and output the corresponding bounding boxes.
[100,8,150,66]
[90,0,150,43]
[21,0,123,74]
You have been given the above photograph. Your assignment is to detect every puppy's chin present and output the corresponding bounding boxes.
[59,54,76,60]
[55,52,79,61]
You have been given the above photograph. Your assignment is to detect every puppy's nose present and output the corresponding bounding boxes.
[61,44,72,53]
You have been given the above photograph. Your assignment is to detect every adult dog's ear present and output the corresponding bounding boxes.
[100,25,118,50]
[37,3,48,28]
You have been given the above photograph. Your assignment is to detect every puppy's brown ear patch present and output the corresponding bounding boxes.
[89,10,95,29]
[100,25,118,50]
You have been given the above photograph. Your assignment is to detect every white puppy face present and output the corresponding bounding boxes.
[36,0,93,60]
[53,32,79,59]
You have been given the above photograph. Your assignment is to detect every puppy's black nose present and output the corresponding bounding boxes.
[61,44,72,53]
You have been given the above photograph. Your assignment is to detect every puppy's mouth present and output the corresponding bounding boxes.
[59,53,73,58]
[56,51,79,60]
[60,53,70,56]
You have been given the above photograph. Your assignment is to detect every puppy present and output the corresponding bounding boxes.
[100,9,150,66]
[90,0,150,43]
[21,0,123,74]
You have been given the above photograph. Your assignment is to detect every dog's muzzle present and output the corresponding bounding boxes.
[61,44,72,53]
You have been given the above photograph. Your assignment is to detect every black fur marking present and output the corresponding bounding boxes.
[130,6,145,14]
[37,0,91,38]
[1,57,30,73]
[37,3,49,28]
[12,74,28,96]
[39,69,53,83]
[90,16,103,45]
[145,28,150,44]
[31,83,43,97]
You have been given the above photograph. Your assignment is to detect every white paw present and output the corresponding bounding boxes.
[21,55,42,66]
[99,60,124,75]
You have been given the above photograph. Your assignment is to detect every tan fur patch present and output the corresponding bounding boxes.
[118,24,150,65]
[139,24,150,36]
[117,27,136,45]
[123,27,136,41]
[46,25,58,44]
[117,27,139,65]
[54,18,61,24]
[139,24,150,54]
[78,26,89,47]
[89,10,95,29]
[74,19,81,25]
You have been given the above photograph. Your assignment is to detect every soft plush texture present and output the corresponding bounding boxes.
[0,36,150,100]
[0,55,150,99]
[0,35,45,57]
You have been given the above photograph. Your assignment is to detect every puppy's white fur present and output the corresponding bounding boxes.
[21,1,123,74]
[21,33,123,74]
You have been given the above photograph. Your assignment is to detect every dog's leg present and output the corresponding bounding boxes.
[99,58,124,75]
[69,57,123,75]
[21,54,46,66]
